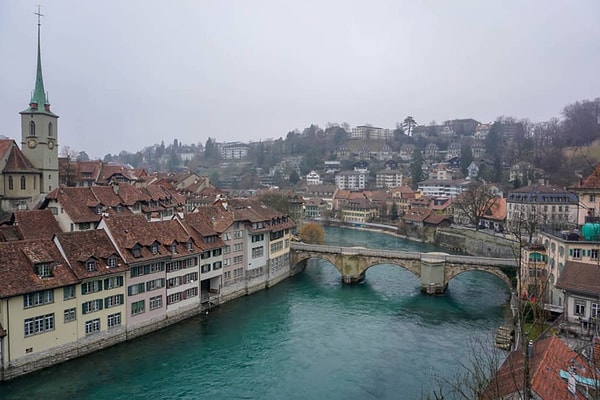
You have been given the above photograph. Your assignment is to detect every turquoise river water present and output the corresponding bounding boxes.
[0,227,510,399]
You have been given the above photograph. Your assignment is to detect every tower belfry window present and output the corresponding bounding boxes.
[48,122,53,137]
[21,176,26,190]
[8,176,13,190]
[29,121,36,136]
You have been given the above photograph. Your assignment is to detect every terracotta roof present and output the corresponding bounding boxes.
[3,142,38,173]
[424,214,452,225]
[482,336,591,400]
[13,209,61,239]
[0,239,79,299]
[101,215,199,264]
[556,260,600,297]
[0,139,13,160]
[403,207,432,222]
[571,164,600,189]
[0,226,21,241]
[479,197,506,221]
[55,230,127,279]
[44,187,106,224]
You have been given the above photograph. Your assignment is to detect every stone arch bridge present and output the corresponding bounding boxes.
[290,242,518,294]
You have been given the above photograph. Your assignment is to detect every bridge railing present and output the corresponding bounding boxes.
[290,242,517,268]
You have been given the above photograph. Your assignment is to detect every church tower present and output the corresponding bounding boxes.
[20,10,59,195]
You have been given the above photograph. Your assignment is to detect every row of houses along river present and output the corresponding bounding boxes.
[1,226,510,399]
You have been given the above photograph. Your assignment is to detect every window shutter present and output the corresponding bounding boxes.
[569,249,573,256]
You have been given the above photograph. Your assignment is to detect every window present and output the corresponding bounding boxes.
[233,230,243,239]
[131,300,145,316]
[24,290,54,308]
[201,251,211,260]
[186,240,193,251]
[170,243,178,254]
[223,245,231,254]
[104,276,124,290]
[212,248,222,257]
[572,248,582,259]
[29,120,35,136]
[128,283,145,296]
[591,194,596,202]
[201,264,211,273]
[271,242,284,253]
[81,280,103,295]
[86,260,98,272]
[8,176,13,191]
[184,258,196,268]
[107,313,122,328]
[130,262,164,277]
[131,245,142,258]
[64,308,76,323]
[592,303,600,319]
[167,292,182,305]
[184,287,198,299]
[183,272,197,284]
[150,243,158,255]
[82,299,104,314]
[233,243,243,252]
[85,318,101,335]
[233,255,243,265]
[36,263,53,278]
[63,285,76,300]
[48,122,53,136]
[252,246,264,259]
[105,255,117,268]
[576,301,586,316]
[104,294,124,308]
[166,261,181,272]
[224,258,231,266]
[252,234,264,243]
[213,261,222,270]
[20,175,26,190]
[146,278,165,291]
[24,313,54,337]
[149,295,163,311]
[224,232,232,241]
[79,222,91,230]
[167,276,181,288]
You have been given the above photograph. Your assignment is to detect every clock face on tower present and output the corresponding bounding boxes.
[27,138,37,148]
[47,139,55,149]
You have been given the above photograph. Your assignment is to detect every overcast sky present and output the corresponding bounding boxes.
[1,1,599,159]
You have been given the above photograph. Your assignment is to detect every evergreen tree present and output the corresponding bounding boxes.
[410,150,424,189]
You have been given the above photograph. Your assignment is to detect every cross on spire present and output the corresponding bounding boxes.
[34,5,44,26]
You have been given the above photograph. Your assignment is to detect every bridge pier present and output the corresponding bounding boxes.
[420,253,447,295]
[342,272,365,285]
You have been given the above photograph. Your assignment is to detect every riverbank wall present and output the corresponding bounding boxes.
[1,259,300,381]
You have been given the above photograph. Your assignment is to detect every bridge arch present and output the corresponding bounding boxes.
[445,266,513,292]
[362,259,421,280]
[290,251,343,276]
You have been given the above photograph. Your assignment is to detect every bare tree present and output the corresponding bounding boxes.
[452,182,498,230]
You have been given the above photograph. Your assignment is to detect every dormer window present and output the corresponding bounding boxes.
[36,263,53,278]
[131,244,142,258]
[86,260,98,272]
[107,256,117,268]
[186,239,193,251]
[151,242,159,255]
[170,243,178,254]
[95,206,103,215]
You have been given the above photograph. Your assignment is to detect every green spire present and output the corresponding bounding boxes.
[30,22,48,109]
[22,10,56,116]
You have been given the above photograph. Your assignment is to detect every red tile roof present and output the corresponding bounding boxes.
[13,209,61,239]
[55,230,127,279]
[482,336,592,400]
[556,261,600,297]
[3,141,38,173]
[0,239,79,298]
